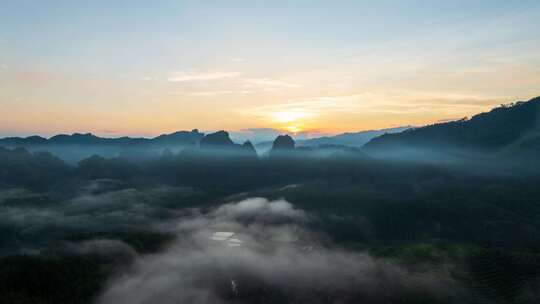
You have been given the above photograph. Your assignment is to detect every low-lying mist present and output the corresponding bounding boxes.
[98,198,470,304]
[0,182,200,256]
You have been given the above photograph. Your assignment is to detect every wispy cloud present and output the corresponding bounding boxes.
[241,91,506,122]
[100,129,118,134]
[189,90,253,96]
[242,78,301,89]
[241,97,357,121]
[168,73,301,95]
[168,70,241,82]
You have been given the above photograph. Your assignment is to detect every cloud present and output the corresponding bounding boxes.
[65,239,138,260]
[213,197,307,222]
[97,197,468,304]
[240,98,348,123]
[241,91,506,123]
[0,185,197,255]
[243,78,301,89]
[168,70,241,82]
[100,129,118,134]
[188,90,253,96]
[182,77,300,95]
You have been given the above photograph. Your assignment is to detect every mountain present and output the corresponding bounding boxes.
[0,129,204,148]
[364,96,540,158]
[254,126,410,154]
[150,129,204,146]
[296,126,411,147]
[271,135,295,151]
[200,131,235,147]
[0,130,205,163]
[229,128,316,145]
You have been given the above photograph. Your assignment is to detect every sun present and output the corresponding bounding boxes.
[273,111,309,123]
[271,110,310,133]
[285,124,303,133]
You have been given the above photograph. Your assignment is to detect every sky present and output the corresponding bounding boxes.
[1,0,540,137]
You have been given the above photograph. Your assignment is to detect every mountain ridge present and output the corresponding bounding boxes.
[296,126,411,147]
[0,127,412,152]
[0,129,205,147]
[363,96,540,158]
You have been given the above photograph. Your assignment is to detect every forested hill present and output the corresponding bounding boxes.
[0,129,204,147]
[0,129,205,163]
[364,96,540,156]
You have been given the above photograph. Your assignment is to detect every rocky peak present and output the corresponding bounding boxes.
[200,131,235,147]
[271,135,295,151]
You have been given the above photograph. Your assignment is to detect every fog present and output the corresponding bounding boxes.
[0,183,197,255]
[98,198,469,304]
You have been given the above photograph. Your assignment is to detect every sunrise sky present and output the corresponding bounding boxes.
[1,0,540,137]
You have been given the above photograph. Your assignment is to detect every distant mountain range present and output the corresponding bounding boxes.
[0,126,412,161]
[364,96,540,158]
[0,126,409,150]
[0,130,205,163]
[296,126,411,147]
[254,126,410,153]
[3,96,539,163]
[0,129,204,147]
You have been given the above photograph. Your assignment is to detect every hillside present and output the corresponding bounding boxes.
[364,96,540,157]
